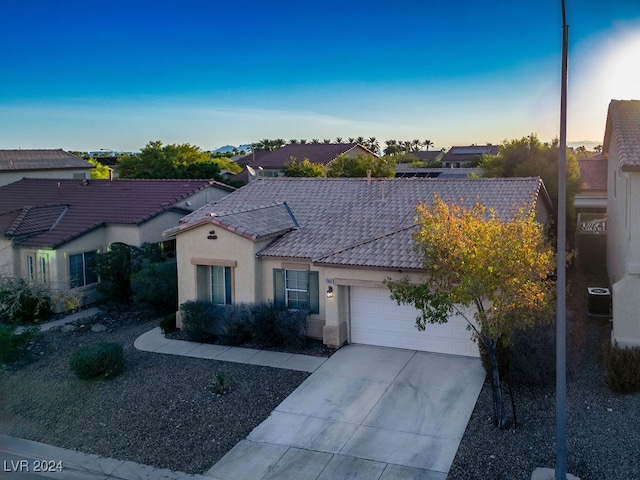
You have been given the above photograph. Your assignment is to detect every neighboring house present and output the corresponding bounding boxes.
[232,143,378,183]
[575,155,608,215]
[0,149,94,187]
[442,144,499,168]
[165,177,553,357]
[604,99,640,348]
[0,178,234,308]
[574,155,608,271]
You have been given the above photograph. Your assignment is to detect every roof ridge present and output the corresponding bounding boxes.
[314,224,416,261]
[209,201,286,217]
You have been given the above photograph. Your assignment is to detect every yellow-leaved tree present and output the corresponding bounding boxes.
[386,194,555,429]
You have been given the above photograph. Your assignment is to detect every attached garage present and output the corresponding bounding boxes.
[349,286,479,357]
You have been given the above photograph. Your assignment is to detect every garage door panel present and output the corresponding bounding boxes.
[350,287,479,357]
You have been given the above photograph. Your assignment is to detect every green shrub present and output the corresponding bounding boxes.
[220,303,254,345]
[93,243,133,306]
[603,341,640,393]
[251,302,308,348]
[180,301,229,342]
[0,325,42,364]
[132,262,178,314]
[159,312,177,334]
[70,342,124,380]
[0,278,51,324]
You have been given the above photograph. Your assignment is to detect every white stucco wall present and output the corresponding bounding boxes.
[607,140,640,347]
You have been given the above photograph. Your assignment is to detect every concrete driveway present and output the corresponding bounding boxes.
[206,344,485,480]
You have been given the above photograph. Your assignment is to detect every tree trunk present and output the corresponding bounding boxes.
[485,337,510,429]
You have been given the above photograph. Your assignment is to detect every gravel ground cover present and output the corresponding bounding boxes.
[0,312,311,474]
[2,266,638,479]
[448,267,640,480]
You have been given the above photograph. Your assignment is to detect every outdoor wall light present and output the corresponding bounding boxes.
[326,286,334,298]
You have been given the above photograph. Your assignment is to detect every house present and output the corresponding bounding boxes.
[575,155,608,215]
[0,178,234,308]
[395,165,481,178]
[0,149,94,187]
[604,99,640,348]
[232,143,378,183]
[574,155,608,271]
[165,177,553,357]
[442,144,499,168]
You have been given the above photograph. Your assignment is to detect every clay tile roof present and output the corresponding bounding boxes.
[578,157,608,190]
[180,177,549,268]
[6,205,68,237]
[205,202,298,240]
[604,100,640,171]
[0,178,218,248]
[0,149,93,171]
[235,143,370,170]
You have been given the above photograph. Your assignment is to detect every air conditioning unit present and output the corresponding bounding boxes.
[587,287,611,317]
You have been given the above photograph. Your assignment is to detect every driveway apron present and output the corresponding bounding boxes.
[207,344,485,480]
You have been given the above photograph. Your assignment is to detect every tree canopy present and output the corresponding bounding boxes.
[386,195,555,428]
[479,134,581,231]
[326,153,396,178]
[88,158,111,179]
[116,141,223,180]
[282,157,325,177]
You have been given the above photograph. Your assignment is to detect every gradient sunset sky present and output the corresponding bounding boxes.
[1,0,639,152]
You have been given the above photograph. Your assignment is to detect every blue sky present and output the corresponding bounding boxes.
[1,0,639,152]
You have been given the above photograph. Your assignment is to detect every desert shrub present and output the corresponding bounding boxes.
[603,341,640,393]
[131,262,178,314]
[251,302,308,348]
[220,303,254,345]
[180,301,229,342]
[0,325,42,364]
[69,342,124,380]
[159,313,177,334]
[0,278,51,324]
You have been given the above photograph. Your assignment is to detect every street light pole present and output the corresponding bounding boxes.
[556,1,569,479]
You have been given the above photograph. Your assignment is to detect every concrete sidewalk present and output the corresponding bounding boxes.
[134,327,328,373]
[0,434,212,480]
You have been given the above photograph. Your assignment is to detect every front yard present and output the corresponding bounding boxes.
[0,313,309,474]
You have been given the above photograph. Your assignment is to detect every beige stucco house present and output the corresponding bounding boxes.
[0,149,94,187]
[0,178,234,308]
[166,177,552,357]
[604,100,640,347]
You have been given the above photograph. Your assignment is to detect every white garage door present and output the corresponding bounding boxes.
[350,286,479,357]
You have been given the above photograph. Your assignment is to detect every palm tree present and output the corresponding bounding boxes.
[367,137,380,154]
[335,137,343,143]
[273,139,286,149]
[299,139,307,144]
[289,139,299,144]
[594,144,603,153]
[323,139,331,144]
[424,139,433,151]
[347,137,355,143]
[411,139,422,152]
[311,138,320,144]
[355,136,365,145]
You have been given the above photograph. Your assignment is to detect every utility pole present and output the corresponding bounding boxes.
[556,0,569,479]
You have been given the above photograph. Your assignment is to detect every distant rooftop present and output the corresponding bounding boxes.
[0,149,93,171]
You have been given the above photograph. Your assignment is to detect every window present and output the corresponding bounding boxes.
[273,268,319,314]
[39,256,48,283]
[211,265,232,305]
[27,255,35,280]
[69,251,98,288]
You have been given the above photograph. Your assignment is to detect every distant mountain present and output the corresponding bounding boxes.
[213,144,252,154]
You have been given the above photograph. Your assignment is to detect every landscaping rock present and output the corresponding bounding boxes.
[62,324,77,333]
[91,323,107,333]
